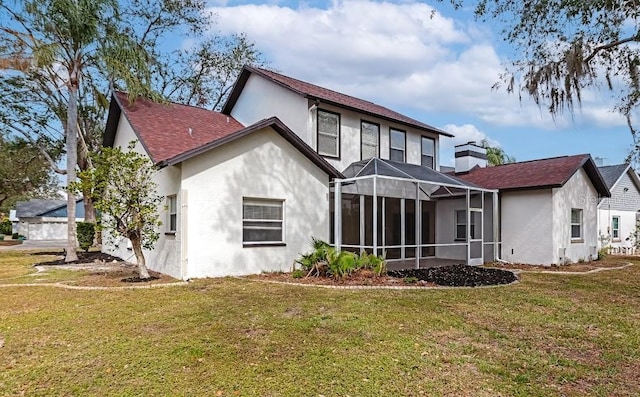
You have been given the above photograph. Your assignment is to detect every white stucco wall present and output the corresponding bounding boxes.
[597,170,640,249]
[309,102,440,172]
[597,209,637,249]
[500,190,555,264]
[552,168,599,263]
[180,127,331,278]
[101,115,183,279]
[229,74,309,141]
[228,74,440,174]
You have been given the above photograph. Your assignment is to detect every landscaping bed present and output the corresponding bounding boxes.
[388,264,518,287]
[486,257,633,272]
[252,264,518,287]
[33,250,123,266]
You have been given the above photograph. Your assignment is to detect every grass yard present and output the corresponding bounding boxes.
[1,252,639,396]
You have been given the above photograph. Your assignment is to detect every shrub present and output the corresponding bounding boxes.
[292,269,305,279]
[597,247,608,261]
[0,219,12,235]
[12,232,19,239]
[77,222,95,252]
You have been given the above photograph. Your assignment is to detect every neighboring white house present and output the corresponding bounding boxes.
[456,149,610,265]
[597,163,640,251]
[103,66,499,279]
[14,199,85,240]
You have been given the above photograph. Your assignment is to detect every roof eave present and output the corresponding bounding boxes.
[304,94,454,137]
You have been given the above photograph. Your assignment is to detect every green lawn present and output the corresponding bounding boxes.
[1,251,639,396]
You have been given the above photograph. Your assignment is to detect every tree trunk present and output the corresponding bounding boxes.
[130,236,150,279]
[83,193,96,223]
[65,82,79,262]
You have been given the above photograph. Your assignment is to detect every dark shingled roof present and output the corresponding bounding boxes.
[15,199,66,217]
[103,94,342,179]
[105,92,245,164]
[456,154,610,196]
[223,66,453,137]
[598,164,629,189]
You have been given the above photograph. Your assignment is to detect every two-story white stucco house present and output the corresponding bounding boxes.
[103,66,501,278]
[456,150,610,265]
[597,163,640,251]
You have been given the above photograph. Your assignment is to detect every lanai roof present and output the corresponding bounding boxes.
[343,158,488,190]
[223,66,453,137]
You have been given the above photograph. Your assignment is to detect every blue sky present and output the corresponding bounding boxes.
[204,0,633,166]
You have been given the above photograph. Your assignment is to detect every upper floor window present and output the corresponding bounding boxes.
[389,128,405,162]
[571,209,582,240]
[361,121,379,160]
[421,137,435,169]
[317,110,340,158]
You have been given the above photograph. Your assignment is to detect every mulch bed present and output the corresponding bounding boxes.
[0,240,22,246]
[32,251,123,266]
[486,258,633,272]
[251,265,518,288]
[388,265,518,287]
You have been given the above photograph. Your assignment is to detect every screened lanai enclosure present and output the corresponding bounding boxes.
[331,158,499,269]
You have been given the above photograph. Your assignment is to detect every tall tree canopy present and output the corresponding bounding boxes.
[0,0,264,260]
[458,0,640,157]
[0,135,59,212]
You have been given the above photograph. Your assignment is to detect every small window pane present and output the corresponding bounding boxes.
[318,110,339,157]
[389,148,404,162]
[571,225,581,239]
[456,210,466,223]
[318,134,338,156]
[422,137,434,156]
[390,129,405,149]
[571,209,580,223]
[456,225,466,240]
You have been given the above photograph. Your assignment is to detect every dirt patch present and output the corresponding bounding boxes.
[0,240,22,246]
[487,258,632,272]
[250,265,518,288]
[29,250,178,287]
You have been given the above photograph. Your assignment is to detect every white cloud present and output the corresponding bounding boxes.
[439,123,498,166]
[206,0,624,133]
[440,123,499,149]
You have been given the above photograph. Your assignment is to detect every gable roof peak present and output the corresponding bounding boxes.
[223,65,453,137]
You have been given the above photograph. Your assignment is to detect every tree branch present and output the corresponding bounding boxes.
[585,34,640,64]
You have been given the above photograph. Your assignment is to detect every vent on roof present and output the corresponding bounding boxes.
[455,142,487,173]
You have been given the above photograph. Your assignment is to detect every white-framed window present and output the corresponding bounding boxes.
[421,136,435,169]
[167,195,177,232]
[317,110,340,158]
[455,209,478,241]
[571,208,583,240]
[389,128,406,162]
[612,216,620,240]
[242,198,284,245]
[455,210,466,240]
[361,121,379,160]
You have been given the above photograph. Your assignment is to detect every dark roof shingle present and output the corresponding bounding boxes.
[597,164,629,189]
[456,154,610,196]
[223,66,452,137]
[110,92,245,164]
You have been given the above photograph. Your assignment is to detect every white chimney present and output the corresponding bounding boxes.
[455,141,487,173]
